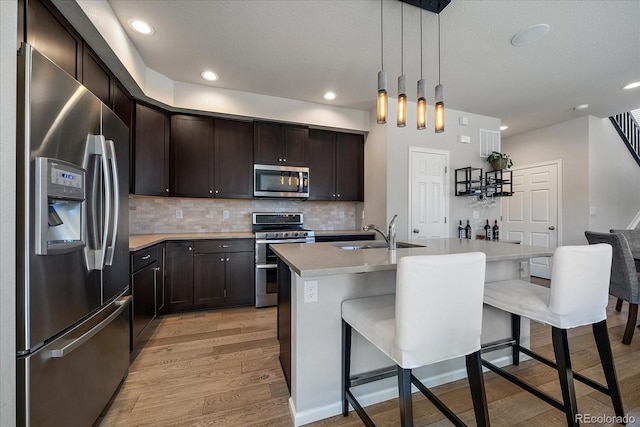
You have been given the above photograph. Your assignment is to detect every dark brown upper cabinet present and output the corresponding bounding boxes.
[112,83,133,129]
[254,122,308,166]
[170,114,214,198]
[25,0,83,79]
[308,129,364,202]
[82,46,112,106]
[214,119,254,199]
[133,104,170,196]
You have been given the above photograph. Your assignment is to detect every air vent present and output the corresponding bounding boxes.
[480,129,501,158]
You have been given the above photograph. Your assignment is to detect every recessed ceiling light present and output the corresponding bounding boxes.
[127,19,155,35]
[622,81,640,90]
[323,92,337,100]
[511,24,550,46]
[500,125,508,131]
[574,104,589,111]
[201,71,219,82]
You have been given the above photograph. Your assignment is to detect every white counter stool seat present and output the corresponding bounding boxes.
[341,252,490,427]
[482,244,624,426]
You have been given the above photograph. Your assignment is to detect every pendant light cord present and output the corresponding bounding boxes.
[401,2,404,75]
[420,7,423,79]
[380,0,384,70]
[438,12,441,84]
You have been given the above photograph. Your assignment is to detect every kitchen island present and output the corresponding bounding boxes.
[272,238,554,426]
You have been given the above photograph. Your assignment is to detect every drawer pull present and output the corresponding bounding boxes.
[219,245,230,248]
[141,254,151,260]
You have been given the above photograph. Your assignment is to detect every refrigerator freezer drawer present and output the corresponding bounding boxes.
[18,294,131,427]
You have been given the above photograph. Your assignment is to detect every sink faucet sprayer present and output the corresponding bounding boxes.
[362,214,398,250]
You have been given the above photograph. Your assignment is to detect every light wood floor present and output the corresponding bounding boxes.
[96,285,640,426]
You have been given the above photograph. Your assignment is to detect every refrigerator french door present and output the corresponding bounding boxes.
[16,43,130,427]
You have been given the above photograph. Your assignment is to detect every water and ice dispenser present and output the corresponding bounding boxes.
[35,157,86,255]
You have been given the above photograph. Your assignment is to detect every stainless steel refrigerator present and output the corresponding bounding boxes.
[16,43,131,427]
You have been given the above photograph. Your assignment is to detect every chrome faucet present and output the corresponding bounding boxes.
[363,214,398,250]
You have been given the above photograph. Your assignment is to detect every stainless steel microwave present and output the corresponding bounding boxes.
[254,164,309,198]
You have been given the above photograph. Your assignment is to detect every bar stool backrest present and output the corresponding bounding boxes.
[548,244,612,328]
[394,252,486,368]
[585,231,639,304]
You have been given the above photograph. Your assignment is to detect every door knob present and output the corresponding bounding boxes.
[413,229,420,234]
[548,226,555,230]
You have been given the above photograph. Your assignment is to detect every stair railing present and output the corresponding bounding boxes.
[610,112,640,167]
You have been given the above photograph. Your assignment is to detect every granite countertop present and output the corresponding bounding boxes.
[129,232,254,251]
[271,238,555,277]
[129,229,372,252]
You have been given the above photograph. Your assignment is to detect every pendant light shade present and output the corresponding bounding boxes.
[376,0,387,124]
[377,70,388,124]
[435,83,445,133]
[434,13,445,133]
[397,75,407,127]
[416,7,426,130]
[417,79,427,129]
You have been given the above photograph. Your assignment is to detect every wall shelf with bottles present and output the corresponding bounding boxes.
[455,167,483,196]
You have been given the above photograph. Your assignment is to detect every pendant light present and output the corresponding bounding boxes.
[376,0,387,124]
[397,2,407,127]
[416,7,426,130]
[434,12,445,133]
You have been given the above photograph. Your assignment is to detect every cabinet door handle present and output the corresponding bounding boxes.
[226,258,230,261]
[165,188,169,193]
[141,254,151,260]
[209,189,213,194]
[219,245,230,248]
[188,247,193,251]
[413,229,420,234]
[337,194,341,198]
[215,190,219,194]
[279,158,283,162]
[220,258,224,262]
[283,158,287,162]
[548,226,555,230]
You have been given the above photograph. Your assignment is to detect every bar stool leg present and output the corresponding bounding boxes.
[465,350,490,427]
[397,367,414,427]
[511,313,521,365]
[342,320,352,417]
[592,320,625,417]
[615,298,623,312]
[551,327,578,427]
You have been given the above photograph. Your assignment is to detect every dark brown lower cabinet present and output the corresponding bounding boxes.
[165,239,254,313]
[130,245,160,350]
[277,257,292,392]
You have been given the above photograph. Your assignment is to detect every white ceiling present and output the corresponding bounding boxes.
[105,0,639,137]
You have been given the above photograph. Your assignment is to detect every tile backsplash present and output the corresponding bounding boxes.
[129,196,361,234]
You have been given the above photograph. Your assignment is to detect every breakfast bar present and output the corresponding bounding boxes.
[272,238,555,426]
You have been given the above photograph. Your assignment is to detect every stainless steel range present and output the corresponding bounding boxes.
[253,212,315,307]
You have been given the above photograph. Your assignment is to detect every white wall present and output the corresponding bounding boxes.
[0,1,17,425]
[373,98,501,241]
[503,116,591,245]
[588,116,640,231]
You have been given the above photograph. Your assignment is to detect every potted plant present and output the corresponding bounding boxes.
[486,151,513,171]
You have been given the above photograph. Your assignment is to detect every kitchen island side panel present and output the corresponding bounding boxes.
[287,260,530,426]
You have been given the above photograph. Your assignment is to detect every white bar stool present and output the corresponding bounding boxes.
[341,252,490,427]
[482,244,624,426]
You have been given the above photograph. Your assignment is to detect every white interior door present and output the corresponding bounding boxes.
[501,161,560,279]
[409,148,449,239]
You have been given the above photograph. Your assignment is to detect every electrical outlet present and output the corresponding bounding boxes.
[473,210,480,219]
[223,210,229,219]
[520,261,529,278]
[175,209,183,219]
[304,280,318,303]
[339,211,344,219]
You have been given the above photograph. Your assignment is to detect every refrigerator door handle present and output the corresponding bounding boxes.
[47,296,131,358]
[88,135,111,271]
[104,139,119,266]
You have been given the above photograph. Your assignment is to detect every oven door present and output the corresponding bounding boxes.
[255,264,278,308]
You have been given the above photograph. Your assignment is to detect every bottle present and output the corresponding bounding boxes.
[465,220,472,240]
[484,219,491,240]
[458,220,465,239]
[492,220,500,241]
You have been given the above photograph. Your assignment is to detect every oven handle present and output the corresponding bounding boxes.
[255,239,312,244]
[256,264,277,269]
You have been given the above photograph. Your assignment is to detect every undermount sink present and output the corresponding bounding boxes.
[333,242,425,250]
